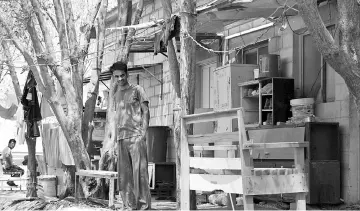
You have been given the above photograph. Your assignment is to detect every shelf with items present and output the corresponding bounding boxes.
[238,77,294,126]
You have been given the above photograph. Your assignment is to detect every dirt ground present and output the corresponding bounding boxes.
[1,190,360,210]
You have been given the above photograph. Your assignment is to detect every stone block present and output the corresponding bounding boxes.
[335,72,345,85]
[340,99,350,118]
[154,85,161,95]
[150,76,161,87]
[150,96,159,107]
[239,22,253,32]
[163,82,170,94]
[228,26,240,36]
[154,0,161,9]
[158,9,164,19]
[143,77,151,89]
[335,84,349,101]
[315,101,340,119]
[340,133,350,152]
[167,114,174,126]
[282,32,293,48]
[147,87,155,97]
[149,117,156,126]
[168,104,173,115]
[338,117,350,136]
[279,47,293,64]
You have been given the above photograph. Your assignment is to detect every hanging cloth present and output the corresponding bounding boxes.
[21,71,42,138]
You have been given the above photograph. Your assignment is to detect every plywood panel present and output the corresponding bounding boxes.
[190,174,243,194]
[190,157,242,170]
[243,173,308,195]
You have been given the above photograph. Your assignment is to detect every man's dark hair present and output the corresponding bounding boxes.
[8,139,16,144]
[109,61,128,74]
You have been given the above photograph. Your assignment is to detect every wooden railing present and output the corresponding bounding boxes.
[180,108,308,210]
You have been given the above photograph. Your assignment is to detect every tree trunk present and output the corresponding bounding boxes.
[179,0,197,209]
[26,136,37,198]
[59,165,76,199]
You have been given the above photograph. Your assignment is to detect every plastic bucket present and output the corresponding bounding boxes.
[37,175,57,197]
[146,126,170,163]
[290,98,314,121]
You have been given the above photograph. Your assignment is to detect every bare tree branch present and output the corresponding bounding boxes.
[1,40,22,101]
[0,16,47,95]
[43,9,58,33]
[62,0,78,57]
[53,0,70,62]
[20,0,57,98]
[80,0,102,58]
[29,0,59,66]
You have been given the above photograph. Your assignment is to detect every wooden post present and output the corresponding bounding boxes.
[179,0,197,209]
[109,178,115,208]
[294,147,306,210]
[237,109,254,210]
[180,117,190,210]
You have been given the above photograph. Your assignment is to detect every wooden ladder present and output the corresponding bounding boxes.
[180,108,308,210]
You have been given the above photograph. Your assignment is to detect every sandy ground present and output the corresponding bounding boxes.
[1,190,360,210]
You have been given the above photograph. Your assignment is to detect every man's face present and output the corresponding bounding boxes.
[8,141,15,149]
[113,70,128,86]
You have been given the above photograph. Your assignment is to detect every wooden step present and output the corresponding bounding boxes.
[190,145,238,151]
[243,142,309,149]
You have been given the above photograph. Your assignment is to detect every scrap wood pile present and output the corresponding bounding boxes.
[0,196,109,211]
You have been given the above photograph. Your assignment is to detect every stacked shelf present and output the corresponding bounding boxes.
[238,77,294,127]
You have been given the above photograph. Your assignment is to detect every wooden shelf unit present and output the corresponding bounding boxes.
[238,77,294,126]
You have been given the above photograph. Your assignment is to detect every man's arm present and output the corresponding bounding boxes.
[141,101,150,138]
[3,149,13,167]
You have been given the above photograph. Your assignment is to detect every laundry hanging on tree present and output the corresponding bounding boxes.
[21,71,42,138]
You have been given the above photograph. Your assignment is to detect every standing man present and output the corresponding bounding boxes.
[111,61,151,210]
[1,139,24,186]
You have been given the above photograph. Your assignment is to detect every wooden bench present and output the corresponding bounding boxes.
[0,154,28,190]
[180,108,309,210]
[75,170,118,208]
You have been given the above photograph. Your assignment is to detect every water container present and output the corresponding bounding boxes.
[37,175,57,197]
[259,54,279,78]
[146,126,170,163]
